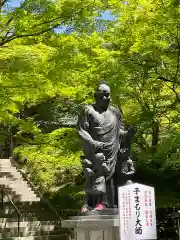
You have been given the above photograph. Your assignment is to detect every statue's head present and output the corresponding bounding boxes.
[94,81,111,110]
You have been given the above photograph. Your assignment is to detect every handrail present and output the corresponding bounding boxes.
[1,186,21,237]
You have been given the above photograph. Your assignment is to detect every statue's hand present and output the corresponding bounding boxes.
[128,125,137,135]
[94,141,106,151]
[125,171,135,176]
[96,153,105,162]
[86,168,95,177]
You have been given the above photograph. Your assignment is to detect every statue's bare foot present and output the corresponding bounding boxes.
[95,203,104,211]
[90,203,105,215]
[79,204,90,215]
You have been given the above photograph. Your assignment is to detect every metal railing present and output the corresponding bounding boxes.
[1,186,21,237]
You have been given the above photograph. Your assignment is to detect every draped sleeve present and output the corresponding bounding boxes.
[77,105,97,155]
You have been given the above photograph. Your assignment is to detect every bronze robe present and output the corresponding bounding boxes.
[77,104,124,195]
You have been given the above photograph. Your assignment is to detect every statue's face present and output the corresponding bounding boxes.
[95,84,111,110]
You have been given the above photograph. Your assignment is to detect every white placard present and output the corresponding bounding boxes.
[118,183,157,240]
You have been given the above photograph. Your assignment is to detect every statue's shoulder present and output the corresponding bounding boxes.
[109,106,121,116]
[81,105,93,115]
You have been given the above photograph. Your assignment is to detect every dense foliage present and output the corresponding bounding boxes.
[0,0,179,207]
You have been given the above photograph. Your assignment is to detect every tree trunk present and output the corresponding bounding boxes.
[151,121,159,154]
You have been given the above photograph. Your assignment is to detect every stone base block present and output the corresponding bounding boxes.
[61,214,120,240]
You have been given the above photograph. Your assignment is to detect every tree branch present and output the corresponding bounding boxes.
[154,64,178,83]
[32,16,63,28]
[0,0,8,9]
[0,23,60,46]
[0,16,14,34]
[164,82,180,102]
[172,83,180,101]
[157,76,175,83]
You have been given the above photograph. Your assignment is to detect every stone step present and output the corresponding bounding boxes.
[0,170,17,174]
[0,172,21,180]
[0,170,24,177]
[0,164,21,169]
[0,159,11,163]
[1,195,40,202]
[0,228,70,238]
[1,206,48,212]
[0,192,39,202]
[0,188,32,193]
[0,220,62,230]
[0,179,34,188]
[0,202,53,211]
[5,185,34,191]
[0,215,58,222]
[1,187,37,195]
[0,166,20,171]
[0,234,71,240]
[0,171,22,176]
[0,213,58,221]
[2,196,40,203]
[0,184,34,193]
[0,172,22,179]
[0,169,20,174]
[0,186,39,201]
[0,202,59,220]
[0,189,36,198]
[0,162,15,166]
[0,174,31,181]
[0,219,61,224]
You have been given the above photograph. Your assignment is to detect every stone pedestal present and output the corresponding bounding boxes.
[61,209,120,240]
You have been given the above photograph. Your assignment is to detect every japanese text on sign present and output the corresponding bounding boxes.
[134,187,142,235]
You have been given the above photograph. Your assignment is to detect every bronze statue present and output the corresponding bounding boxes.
[77,81,135,215]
